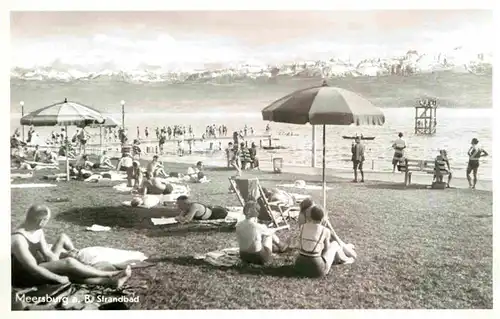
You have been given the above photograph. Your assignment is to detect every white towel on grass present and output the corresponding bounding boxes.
[113,183,133,193]
[277,184,332,190]
[76,246,148,266]
[11,183,57,189]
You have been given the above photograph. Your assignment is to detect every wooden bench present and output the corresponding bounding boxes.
[398,158,450,186]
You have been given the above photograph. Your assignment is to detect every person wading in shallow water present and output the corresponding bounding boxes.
[351,136,365,183]
[466,138,488,189]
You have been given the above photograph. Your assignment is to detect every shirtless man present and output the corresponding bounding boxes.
[146,155,167,178]
[97,151,115,169]
[175,195,228,224]
[138,175,174,195]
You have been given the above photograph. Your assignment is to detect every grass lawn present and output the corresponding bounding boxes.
[10,161,493,309]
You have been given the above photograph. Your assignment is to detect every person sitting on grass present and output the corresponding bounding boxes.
[44,149,59,165]
[96,151,115,170]
[75,154,95,170]
[235,201,289,265]
[116,153,133,172]
[175,195,229,224]
[146,155,168,178]
[137,174,174,195]
[33,145,41,162]
[11,204,132,288]
[294,206,353,278]
[126,160,143,188]
[68,163,92,180]
[433,149,452,187]
[186,161,208,182]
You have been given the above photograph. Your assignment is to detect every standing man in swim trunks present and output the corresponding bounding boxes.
[351,136,365,183]
[466,138,488,189]
[392,132,406,173]
[175,195,229,223]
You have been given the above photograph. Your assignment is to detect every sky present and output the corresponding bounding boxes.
[10,11,493,70]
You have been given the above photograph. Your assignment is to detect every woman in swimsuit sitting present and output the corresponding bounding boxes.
[11,205,132,288]
[175,195,228,224]
[294,206,352,278]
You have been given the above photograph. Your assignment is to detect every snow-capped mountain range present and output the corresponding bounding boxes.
[11,48,492,83]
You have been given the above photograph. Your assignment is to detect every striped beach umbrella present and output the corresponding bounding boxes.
[261,83,385,210]
[262,84,385,125]
[20,98,105,181]
[20,98,105,127]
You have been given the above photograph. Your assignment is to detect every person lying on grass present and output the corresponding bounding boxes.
[135,174,174,195]
[295,206,353,278]
[11,204,132,289]
[146,155,168,178]
[175,195,229,224]
[235,200,289,265]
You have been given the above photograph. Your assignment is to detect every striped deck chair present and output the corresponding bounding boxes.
[228,177,290,230]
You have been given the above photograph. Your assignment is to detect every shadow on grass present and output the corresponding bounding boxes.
[55,206,179,229]
[146,224,236,237]
[364,183,430,190]
[151,255,299,278]
[205,166,235,172]
[470,214,492,219]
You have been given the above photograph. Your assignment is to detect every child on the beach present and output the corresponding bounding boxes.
[466,138,488,189]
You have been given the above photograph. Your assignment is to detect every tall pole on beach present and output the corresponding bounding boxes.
[311,125,316,168]
[121,100,125,130]
[20,101,25,142]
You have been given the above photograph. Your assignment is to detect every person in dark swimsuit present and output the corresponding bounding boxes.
[11,205,132,288]
[139,175,174,195]
[175,195,228,223]
[466,138,488,189]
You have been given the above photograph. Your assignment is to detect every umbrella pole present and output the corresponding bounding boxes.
[65,125,69,181]
[322,124,326,210]
[100,127,103,153]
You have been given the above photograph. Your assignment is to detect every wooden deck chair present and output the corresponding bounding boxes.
[228,177,290,230]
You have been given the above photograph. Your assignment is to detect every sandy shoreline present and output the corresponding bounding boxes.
[103,149,492,192]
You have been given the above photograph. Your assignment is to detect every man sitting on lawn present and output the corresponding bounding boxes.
[235,200,289,265]
[146,155,167,178]
[97,151,115,170]
[175,195,228,223]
